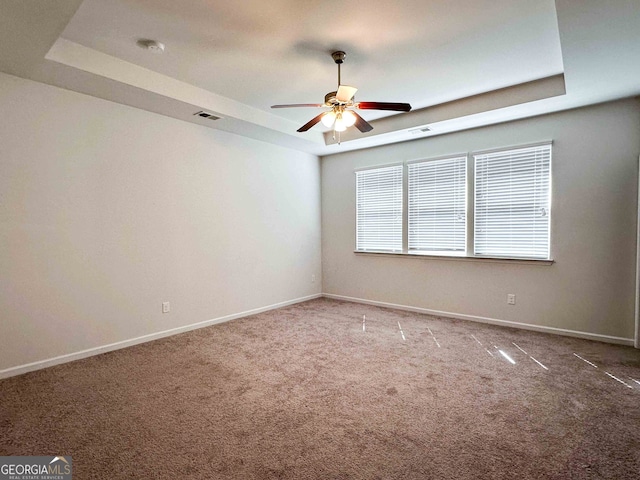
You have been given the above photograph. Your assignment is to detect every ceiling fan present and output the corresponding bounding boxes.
[271,51,412,134]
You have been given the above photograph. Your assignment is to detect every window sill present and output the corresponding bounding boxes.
[354,250,554,266]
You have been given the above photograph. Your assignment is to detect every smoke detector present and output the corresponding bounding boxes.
[137,39,165,54]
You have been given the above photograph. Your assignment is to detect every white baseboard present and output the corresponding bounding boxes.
[2,291,633,380]
[0,293,322,380]
[322,293,635,346]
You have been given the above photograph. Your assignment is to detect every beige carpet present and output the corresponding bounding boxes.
[1,298,639,479]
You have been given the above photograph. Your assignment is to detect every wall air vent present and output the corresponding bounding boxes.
[193,111,221,121]
[409,126,432,135]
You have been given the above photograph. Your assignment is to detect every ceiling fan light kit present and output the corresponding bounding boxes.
[321,109,357,130]
[271,51,412,140]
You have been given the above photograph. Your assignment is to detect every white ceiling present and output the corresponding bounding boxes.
[0,0,639,156]
[60,0,564,122]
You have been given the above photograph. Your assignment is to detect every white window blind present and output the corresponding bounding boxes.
[474,144,551,259]
[356,165,403,252]
[408,156,466,253]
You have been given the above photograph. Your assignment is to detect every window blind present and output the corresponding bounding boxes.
[474,144,551,259]
[355,165,403,252]
[408,156,466,253]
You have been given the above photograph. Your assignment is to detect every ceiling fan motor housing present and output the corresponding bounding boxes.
[325,91,338,105]
[324,91,355,108]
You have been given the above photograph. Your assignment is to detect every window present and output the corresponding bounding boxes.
[474,145,551,259]
[408,156,466,254]
[354,142,552,260]
[355,164,403,252]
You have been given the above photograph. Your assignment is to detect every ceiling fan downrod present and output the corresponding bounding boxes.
[332,51,346,87]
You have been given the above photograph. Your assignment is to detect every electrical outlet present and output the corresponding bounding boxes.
[162,301,170,313]
[311,274,316,283]
[507,294,516,305]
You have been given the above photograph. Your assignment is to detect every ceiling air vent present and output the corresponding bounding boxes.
[193,111,221,121]
[409,126,432,135]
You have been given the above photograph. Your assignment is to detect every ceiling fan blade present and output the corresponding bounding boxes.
[336,85,358,102]
[297,112,327,132]
[271,104,324,108]
[357,102,412,112]
[351,111,373,133]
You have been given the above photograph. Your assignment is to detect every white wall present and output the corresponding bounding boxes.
[322,99,640,340]
[0,72,322,373]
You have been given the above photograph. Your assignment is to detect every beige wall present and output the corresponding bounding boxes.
[321,99,640,340]
[1,71,638,375]
[0,72,322,372]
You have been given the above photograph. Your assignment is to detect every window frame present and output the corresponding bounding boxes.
[353,141,553,264]
[473,143,552,259]
[407,154,468,255]
[354,162,404,253]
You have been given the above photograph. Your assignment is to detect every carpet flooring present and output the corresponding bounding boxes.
[1,298,640,479]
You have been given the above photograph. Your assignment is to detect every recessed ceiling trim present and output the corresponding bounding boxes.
[45,38,325,145]
[324,74,567,145]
